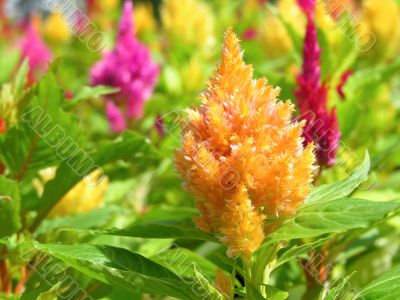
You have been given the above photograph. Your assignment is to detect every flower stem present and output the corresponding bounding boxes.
[242,256,257,300]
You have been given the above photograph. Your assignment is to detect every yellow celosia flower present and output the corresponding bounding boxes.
[275,0,342,50]
[34,168,108,217]
[175,29,316,257]
[161,0,215,54]
[278,0,306,36]
[134,3,156,35]
[315,2,342,46]
[358,0,400,60]
[260,11,293,58]
[98,0,120,11]
[326,0,355,18]
[43,12,71,43]
[181,57,208,92]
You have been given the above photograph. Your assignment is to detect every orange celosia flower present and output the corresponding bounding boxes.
[214,269,234,299]
[175,28,316,257]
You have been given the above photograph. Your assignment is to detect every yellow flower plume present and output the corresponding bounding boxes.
[260,11,293,58]
[34,168,108,217]
[175,28,316,257]
[50,170,108,217]
[358,0,400,60]
[43,12,71,43]
[134,2,156,35]
[161,0,215,53]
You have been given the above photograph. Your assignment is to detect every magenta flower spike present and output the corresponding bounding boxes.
[297,0,316,14]
[21,20,52,81]
[295,0,340,167]
[106,100,127,133]
[90,0,159,133]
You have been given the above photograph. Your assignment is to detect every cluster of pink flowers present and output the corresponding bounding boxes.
[90,0,159,132]
[20,20,52,84]
[295,0,340,167]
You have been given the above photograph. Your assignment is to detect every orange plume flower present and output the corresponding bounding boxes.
[175,28,316,257]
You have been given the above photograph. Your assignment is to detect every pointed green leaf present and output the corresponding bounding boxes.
[151,248,218,279]
[0,176,21,237]
[104,219,216,242]
[355,264,400,300]
[306,153,370,204]
[192,264,225,300]
[23,242,210,300]
[264,198,400,244]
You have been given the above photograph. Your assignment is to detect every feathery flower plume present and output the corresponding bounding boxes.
[295,0,340,167]
[33,168,108,217]
[175,28,316,257]
[134,2,156,35]
[50,170,108,217]
[358,0,400,61]
[161,0,215,53]
[90,0,159,132]
[20,19,52,83]
[242,27,257,40]
[260,11,293,58]
[43,12,72,43]
[106,100,126,133]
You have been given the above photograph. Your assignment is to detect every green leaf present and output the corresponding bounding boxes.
[192,264,224,300]
[31,131,161,231]
[34,206,121,237]
[274,236,332,269]
[104,219,216,242]
[24,242,219,300]
[0,45,20,84]
[0,71,86,180]
[306,153,370,204]
[13,59,29,97]
[344,59,400,96]
[264,198,400,244]
[0,177,21,237]
[339,59,400,137]
[64,85,119,109]
[138,206,198,223]
[322,274,355,300]
[151,248,218,279]
[265,286,289,300]
[355,264,400,300]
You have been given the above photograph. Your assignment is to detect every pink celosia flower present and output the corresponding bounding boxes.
[297,0,316,13]
[242,27,257,40]
[106,100,126,133]
[295,0,340,167]
[20,20,52,83]
[90,0,159,132]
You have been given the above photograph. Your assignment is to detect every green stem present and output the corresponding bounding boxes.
[243,259,256,300]
[253,244,280,297]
